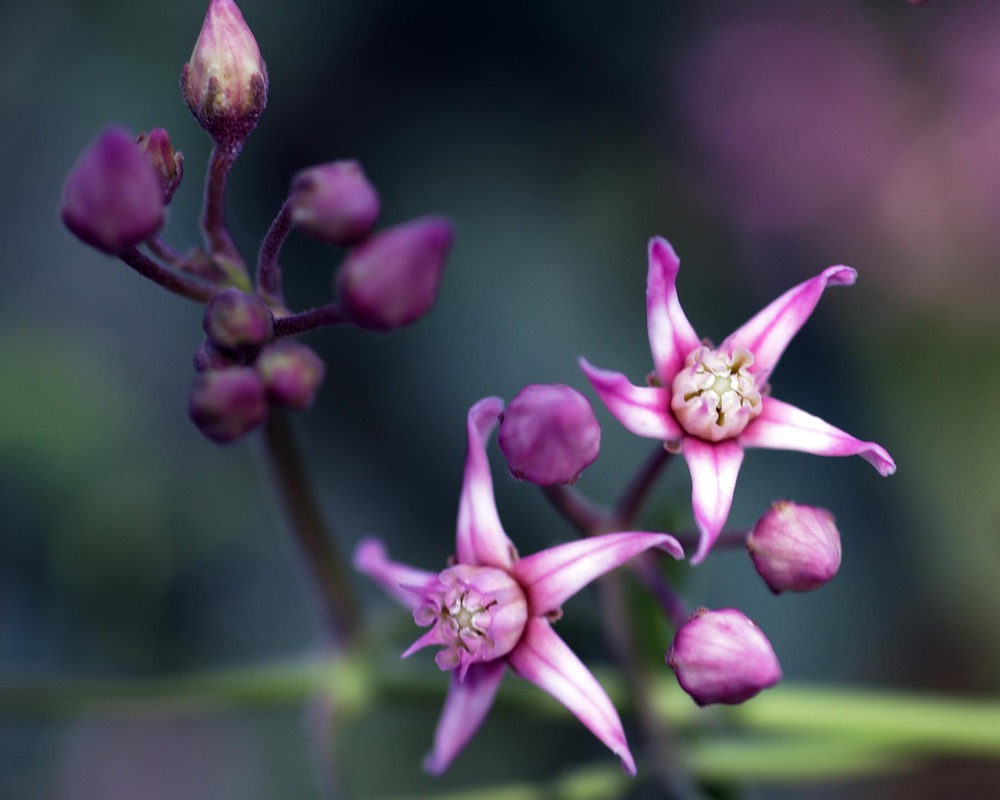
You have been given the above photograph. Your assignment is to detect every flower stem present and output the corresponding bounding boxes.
[201,142,250,283]
[261,410,360,644]
[274,304,350,337]
[541,484,610,535]
[257,200,292,308]
[615,443,673,526]
[118,247,216,303]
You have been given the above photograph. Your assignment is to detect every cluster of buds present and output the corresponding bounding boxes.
[59,0,453,444]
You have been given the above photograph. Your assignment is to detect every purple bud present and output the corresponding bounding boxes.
[498,384,601,485]
[255,340,326,409]
[202,288,275,353]
[188,366,268,444]
[667,608,782,706]
[337,216,453,332]
[193,339,241,371]
[136,128,184,204]
[747,501,842,594]
[181,0,268,145]
[289,161,380,246]
[60,126,165,255]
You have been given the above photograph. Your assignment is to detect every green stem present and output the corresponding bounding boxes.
[261,411,361,644]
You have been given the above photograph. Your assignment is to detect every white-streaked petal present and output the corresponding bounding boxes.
[456,397,517,570]
[646,237,702,384]
[740,397,896,476]
[725,265,857,380]
[513,532,683,616]
[507,618,636,776]
[352,537,437,611]
[683,438,745,565]
[423,660,507,775]
[579,358,681,441]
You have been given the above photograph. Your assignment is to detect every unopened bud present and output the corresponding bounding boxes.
[668,608,782,706]
[337,216,453,331]
[256,340,326,409]
[181,0,268,145]
[290,161,380,246]
[193,339,241,371]
[61,126,165,255]
[747,501,841,593]
[203,288,274,354]
[498,384,601,485]
[136,128,183,204]
[188,366,268,444]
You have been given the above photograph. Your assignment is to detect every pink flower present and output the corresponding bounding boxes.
[581,238,895,564]
[354,397,683,775]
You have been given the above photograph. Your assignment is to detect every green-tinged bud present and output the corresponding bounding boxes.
[202,288,274,354]
[136,128,183,204]
[188,366,268,444]
[181,0,268,145]
[255,341,326,409]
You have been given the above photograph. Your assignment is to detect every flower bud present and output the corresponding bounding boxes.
[60,126,165,255]
[136,128,184,204]
[181,0,268,145]
[289,161,380,246]
[337,216,453,331]
[498,384,601,485]
[747,501,842,593]
[667,608,782,706]
[188,366,268,444]
[255,341,326,409]
[202,288,274,354]
[193,339,241,371]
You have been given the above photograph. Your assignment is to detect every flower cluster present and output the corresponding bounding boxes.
[59,0,453,444]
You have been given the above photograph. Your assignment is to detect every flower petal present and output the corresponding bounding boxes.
[456,397,517,570]
[352,537,437,611]
[579,358,681,442]
[740,397,896,476]
[513,532,683,616]
[725,265,857,380]
[423,660,507,775]
[646,237,701,384]
[683,438,745,565]
[507,618,636,775]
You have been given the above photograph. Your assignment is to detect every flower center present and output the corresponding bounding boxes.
[670,346,763,441]
[412,564,528,676]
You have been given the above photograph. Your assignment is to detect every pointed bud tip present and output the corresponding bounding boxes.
[498,384,601,485]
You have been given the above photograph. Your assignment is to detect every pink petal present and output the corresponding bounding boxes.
[423,660,507,775]
[683,438,745,565]
[455,397,518,570]
[507,618,636,775]
[579,358,681,442]
[513,532,683,616]
[352,537,437,611]
[740,397,896,476]
[646,237,701,384]
[725,265,857,380]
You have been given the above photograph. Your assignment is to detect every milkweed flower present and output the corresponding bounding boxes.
[581,237,895,564]
[354,397,683,775]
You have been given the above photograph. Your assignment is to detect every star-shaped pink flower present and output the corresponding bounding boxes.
[581,237,895,564]
[354,397,683,774]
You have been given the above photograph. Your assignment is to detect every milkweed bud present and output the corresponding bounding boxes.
[202,288,275,354]
[255,341,326,409]
[136,128,183,204]
[667,608,782,706]
[498,384,601,485]
[747,501,841,593]
[61,126,165,255]
[181,0,268,145]
[188,366,268,444]
[337,216,453,331]
[290,161,380,246]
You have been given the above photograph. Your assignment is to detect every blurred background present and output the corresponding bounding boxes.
[3,0,1000,796]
